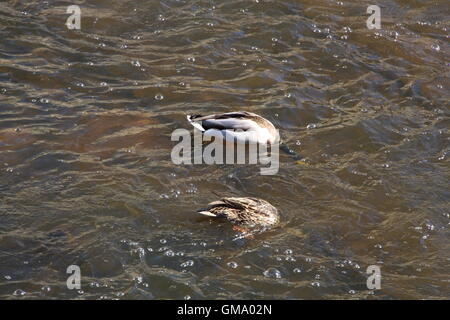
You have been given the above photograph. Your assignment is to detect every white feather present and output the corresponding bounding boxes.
[197,211,217,217]
[187,115,205,132]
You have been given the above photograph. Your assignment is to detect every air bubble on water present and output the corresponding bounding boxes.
[311,281,320,287]
[305,257,312,263]
[6,168,13,173]
[293,268,302,273]
[184,295,191,300]
[39,98,49,103]
[425,222,435,231]
[5,275,12,280]
[186,184,198,194]
[271,37,279,42]
[137,247,145,258]
[164,250,175,257]
[263,268,282,279]
[180,260,194,268]
[251,46,258,51]
[348,290,356,294]
[160,239,167,244]
[13,289,26,296]
[187,57,196,63]
[285,256,296,262]
[227,262,238,269]
[41,286,51,292]
[431,44,440,52]
[154,93,164,101]
[342,26,352,33]
[285,249,293,255]
[306,123,317,129]
[100,82,107,87]
[131,60,141,67]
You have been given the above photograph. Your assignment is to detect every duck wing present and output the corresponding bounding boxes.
[188,112,259,132]
[221,197,258,210]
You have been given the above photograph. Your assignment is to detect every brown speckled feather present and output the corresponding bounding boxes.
[197,197,279,228]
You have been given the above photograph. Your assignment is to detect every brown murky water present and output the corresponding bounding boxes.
[0,0,449,299]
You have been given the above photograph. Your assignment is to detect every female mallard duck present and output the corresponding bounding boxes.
[197,197,279,229]
[187,111,279,144]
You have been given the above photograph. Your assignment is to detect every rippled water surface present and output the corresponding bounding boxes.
[1,0,449,299]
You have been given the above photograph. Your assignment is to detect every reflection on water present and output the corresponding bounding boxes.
[0,0,449,299]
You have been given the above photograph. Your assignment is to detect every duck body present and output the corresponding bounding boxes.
[187,111,279,144]
[197,197,279,229]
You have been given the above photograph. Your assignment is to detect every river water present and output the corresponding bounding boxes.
[0,0,449,299]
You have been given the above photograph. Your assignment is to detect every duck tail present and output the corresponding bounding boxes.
[187,114,205,131]
[197,210,217,217]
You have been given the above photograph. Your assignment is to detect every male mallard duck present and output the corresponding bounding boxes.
[197,197,279,229]
[187,111,279,144]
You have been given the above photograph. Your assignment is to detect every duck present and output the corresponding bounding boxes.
[187,111,279,144]
[197,197,279,230]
